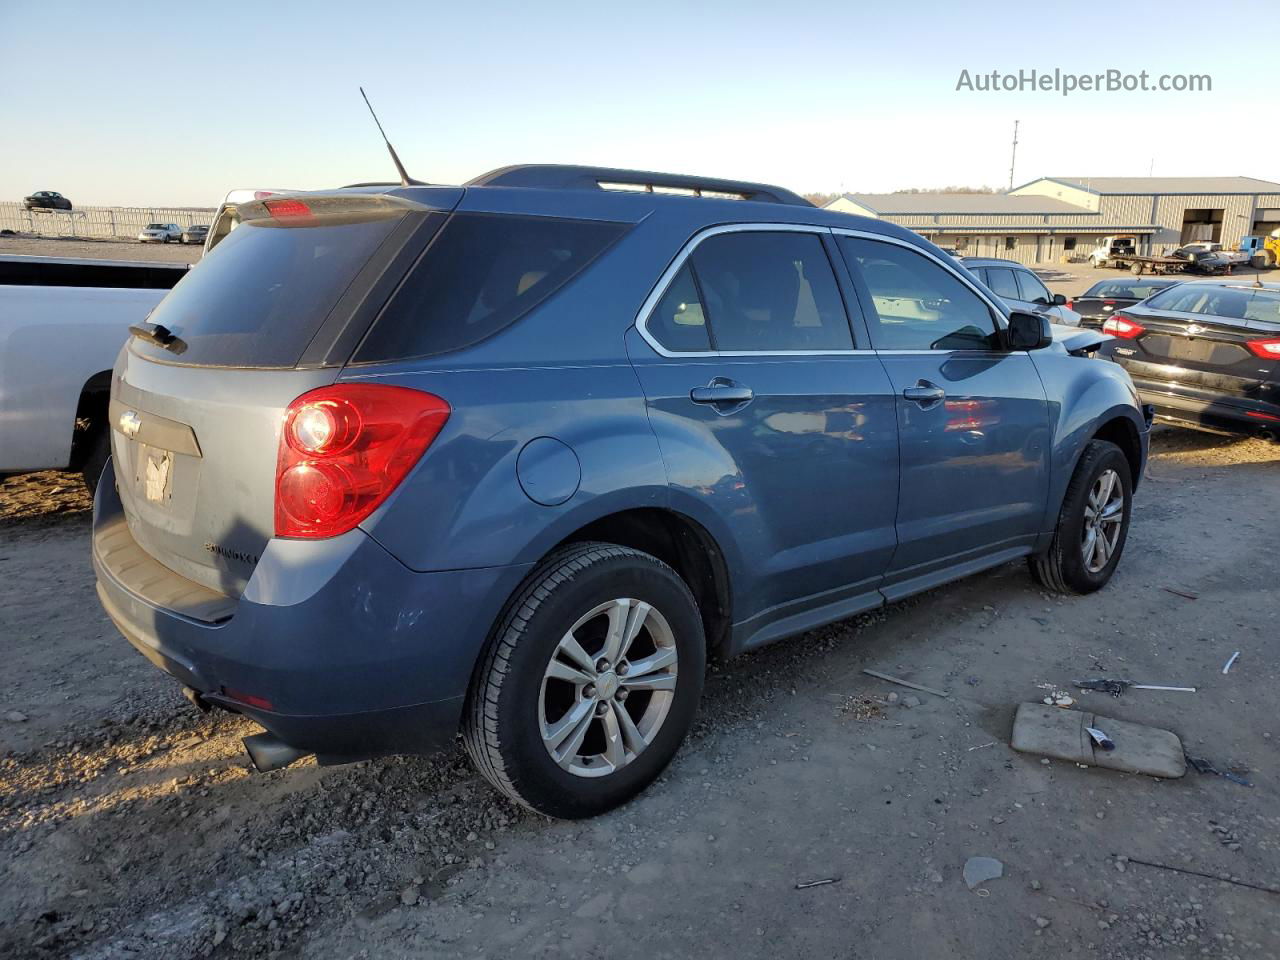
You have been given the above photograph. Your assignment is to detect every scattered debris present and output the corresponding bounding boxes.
[1162,586,1199,600]
[1011,703,1186,778]
[967,742,996,751]
[1122,856,1280,896]
[962,857,1004,890]
[794,877,840,889]
[862,669,948,698]
[1074,678,1196,697]
[1086,727,1115,751]
[1036,682,1075,707]
[1222,651,1240,675]
[4,710,28,723]
[1185,753,1253,787]
[838,695,883,721]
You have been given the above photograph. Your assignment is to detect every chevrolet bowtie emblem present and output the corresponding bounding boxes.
[119,410,142,438]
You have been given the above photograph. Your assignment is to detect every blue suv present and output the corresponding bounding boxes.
[92,165,1150,817]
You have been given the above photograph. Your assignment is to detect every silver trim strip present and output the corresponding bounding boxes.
[633,222,1011,359]
[632,223,874,358]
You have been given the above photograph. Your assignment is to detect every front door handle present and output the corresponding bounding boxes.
[902,380,946,405]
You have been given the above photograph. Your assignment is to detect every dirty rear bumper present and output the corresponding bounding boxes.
[92,458,532,761]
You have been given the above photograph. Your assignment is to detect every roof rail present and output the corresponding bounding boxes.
[465,165,814,207]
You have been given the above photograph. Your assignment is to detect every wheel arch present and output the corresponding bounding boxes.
[549,507,733,658]
[68,369,113,470]
[1090,414,1143,491]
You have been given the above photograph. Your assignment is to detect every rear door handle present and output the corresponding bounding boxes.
[690,380,754,406]
[902,380,945,405]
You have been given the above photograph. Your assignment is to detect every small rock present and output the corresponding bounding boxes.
[1030,879,1042,890]
[1035,917,1051,929]
[924,868,943,884]
[902,695,921,709]
[886,692,899,704]
[1095,811,1105,820]
[962,856,1003,890]
[1040,758,1051,765]
[400,885,420,906]
[4,711,28,723]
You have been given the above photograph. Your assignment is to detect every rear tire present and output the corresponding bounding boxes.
[1029,440,1132,595]
[463,542,706,819]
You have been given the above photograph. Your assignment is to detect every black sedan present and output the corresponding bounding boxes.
[1099,279,1280,439]
[23,190,72,211]
[1070,277,1182,329]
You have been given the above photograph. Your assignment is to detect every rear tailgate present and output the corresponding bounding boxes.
[107,189,458,599]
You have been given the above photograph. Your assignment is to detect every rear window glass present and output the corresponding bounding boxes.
[1144,285,1280,323]
[985,267,1020,300]
[1084,280,1175,300]
[134,215,404,367]
[354,213,627,362]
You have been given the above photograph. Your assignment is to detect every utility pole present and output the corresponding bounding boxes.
[1008,120,1019,191]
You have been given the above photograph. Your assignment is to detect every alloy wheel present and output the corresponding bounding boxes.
[1081,468,1124,573]
[538,598,678,778]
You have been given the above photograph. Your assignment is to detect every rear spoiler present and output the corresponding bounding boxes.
[203,188,302,254]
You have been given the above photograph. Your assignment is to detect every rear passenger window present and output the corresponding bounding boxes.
[985,267,1021,300]
[691,232,852,351]
[645,231,854,353]
[356,213,627,362]
[839,237,999,352]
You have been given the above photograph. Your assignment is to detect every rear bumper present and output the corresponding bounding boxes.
[92,458,533,760]
[1129,377,1280,437]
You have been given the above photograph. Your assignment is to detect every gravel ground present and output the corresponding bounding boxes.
[2,428,1278,960]
[0,235,201,264]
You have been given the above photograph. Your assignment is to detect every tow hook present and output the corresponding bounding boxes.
[242,732,312,773]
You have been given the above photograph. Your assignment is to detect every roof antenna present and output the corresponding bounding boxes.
[359,87,413,187]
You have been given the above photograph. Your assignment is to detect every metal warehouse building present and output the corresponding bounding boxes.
[824,176,1280,266]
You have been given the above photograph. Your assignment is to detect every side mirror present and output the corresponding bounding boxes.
[1052,293,1067,306]
[1006,311,1053,351]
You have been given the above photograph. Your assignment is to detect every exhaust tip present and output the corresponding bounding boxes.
[243,732,311,773]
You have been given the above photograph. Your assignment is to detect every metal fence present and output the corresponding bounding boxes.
[0,202,217,240]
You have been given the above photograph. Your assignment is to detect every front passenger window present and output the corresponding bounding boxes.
[839,237,999,352]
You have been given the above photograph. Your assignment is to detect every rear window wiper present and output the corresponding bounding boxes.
[128,321,188,355]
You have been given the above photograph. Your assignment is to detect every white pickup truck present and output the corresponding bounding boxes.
[0,255,188,491]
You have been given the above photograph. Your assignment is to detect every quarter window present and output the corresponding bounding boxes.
[647,263,711,352]
[838,236,999,352]
[646,231,854,352]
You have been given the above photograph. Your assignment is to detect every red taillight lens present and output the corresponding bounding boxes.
[1245,337,1280,359]
[1065,299,1073,311]
[1103,314,1145,339]
[264,198,313,219]
[275,384,449,539]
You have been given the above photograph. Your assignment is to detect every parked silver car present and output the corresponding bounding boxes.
[181,224,210,245]
[138,223,182,244]
[962,257,1082,326]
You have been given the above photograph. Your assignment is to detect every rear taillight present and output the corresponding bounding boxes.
[1245,337,1280,359]
[1103,314,1145,339]
[275,384,449,539]
[1065,299,1073,310]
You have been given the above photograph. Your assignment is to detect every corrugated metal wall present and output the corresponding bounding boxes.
[0,203,216,240]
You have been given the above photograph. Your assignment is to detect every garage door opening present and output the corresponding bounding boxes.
[1180,208,1224,243]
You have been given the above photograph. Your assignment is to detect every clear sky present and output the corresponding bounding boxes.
[1,0,1275,207]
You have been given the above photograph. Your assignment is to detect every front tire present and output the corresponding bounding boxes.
[1029,440,1133,594]
[463,543,706,819]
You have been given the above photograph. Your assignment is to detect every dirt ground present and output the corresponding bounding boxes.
[2,427,1278,960]
[0,235,201,264]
